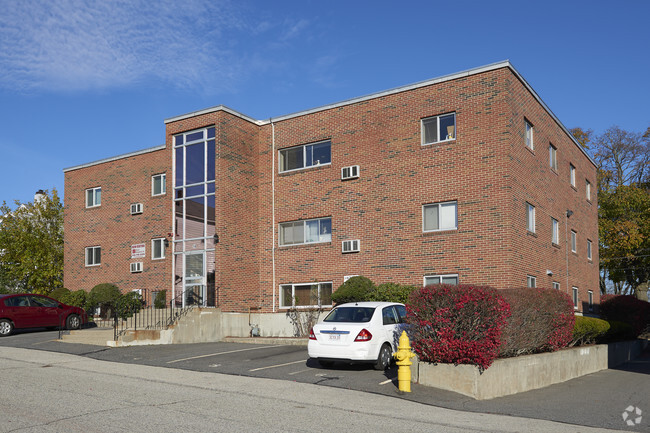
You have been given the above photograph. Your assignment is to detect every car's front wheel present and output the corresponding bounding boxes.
[374,344,392,370]
[0,319,14,337]
[66,314,81,330]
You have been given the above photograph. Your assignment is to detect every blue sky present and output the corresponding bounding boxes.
[1,0,648,207]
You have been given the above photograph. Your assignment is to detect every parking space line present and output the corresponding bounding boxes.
[166,345,278,364]
[287,368,312,376]
[248,360,306,372]
[379,379,394,385]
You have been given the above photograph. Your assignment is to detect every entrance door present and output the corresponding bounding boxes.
[184,252,205,307]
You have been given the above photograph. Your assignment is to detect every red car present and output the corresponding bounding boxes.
[0,293,88,336]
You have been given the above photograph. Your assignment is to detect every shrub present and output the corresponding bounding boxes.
[49,287,70,300]
[600,295,650,337]
[499,288,575,357]
[115,292,143,319]
[331,276,376,304]
[60,290,88,310]
[87,283,121,317]
[600,320,636,343]
[571,316,610,346]
[406,284,510,371]
[369,282,417,304]
[154,290,167,309]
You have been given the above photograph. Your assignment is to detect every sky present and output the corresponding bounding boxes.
[0,0,648,208]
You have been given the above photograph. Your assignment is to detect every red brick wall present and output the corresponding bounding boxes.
[64,147,172,302]
[65,65,599,314]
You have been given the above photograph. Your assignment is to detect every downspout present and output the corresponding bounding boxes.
[271,120,277,312]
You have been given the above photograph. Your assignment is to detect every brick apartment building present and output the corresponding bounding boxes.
[63,61,599,315]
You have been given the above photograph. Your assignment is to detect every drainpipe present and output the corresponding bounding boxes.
[271,120,277,312]
[565,209,573,295]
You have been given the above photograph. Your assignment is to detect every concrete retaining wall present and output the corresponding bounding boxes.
[416,339,648,400]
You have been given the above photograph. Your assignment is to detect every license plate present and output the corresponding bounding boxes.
[329,334,340,341]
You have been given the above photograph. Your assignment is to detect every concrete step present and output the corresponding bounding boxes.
[60,328,115,346]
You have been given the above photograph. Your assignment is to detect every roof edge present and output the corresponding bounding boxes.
[164,105,263,126]
[63,144,166,172]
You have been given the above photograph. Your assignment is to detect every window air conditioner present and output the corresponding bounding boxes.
[342,239,360,253]
[130,203,143,215]
[341,165,360,180]
[130,262,143,273]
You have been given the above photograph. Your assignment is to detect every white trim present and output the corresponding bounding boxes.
[152,173,167,196]
[278,139,332,173]
[421,112,456,146]
[527,275,537,288]
[152,238,166,260]
[85,187,101,208]
[85,246,101,267]
[278,217,332,246]
[278,281,333,309]
[572,286,579,309]
[571,230,577,253]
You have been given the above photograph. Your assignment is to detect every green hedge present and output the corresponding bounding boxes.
[571,316,610,346]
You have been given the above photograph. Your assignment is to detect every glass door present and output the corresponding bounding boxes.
[184,252,205,307]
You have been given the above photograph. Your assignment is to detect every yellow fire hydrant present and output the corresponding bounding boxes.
[393,330,416,393]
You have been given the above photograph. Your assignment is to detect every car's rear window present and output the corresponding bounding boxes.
[324,307,375,323]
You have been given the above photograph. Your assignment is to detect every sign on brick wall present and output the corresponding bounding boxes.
[131,243,145,258]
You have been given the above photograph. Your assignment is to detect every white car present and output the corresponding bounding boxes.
[308,301,407,370]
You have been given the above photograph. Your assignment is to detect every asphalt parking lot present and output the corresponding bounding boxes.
[1,328,649,432]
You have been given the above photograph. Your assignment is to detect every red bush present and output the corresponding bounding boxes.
[499,288,575,357]
[406,284,510,371]
[600,295,650,337]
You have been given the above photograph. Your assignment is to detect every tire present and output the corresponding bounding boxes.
[318,360,335,368]
[0,319,14,337]
[66,314,81,330]
[374,344,392,371]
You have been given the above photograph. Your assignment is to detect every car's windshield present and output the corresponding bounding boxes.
[324,307,375,323]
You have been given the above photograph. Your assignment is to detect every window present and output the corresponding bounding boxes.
[587,239,592,260]
[549,144,557,170]
[424,274,459,286]
[85,246,101,266]
[527,275,536,288]
[85,187,101,208]
[571,230,577,253]
[586,180,591,201]
[551,217,559,245]
[525,119,534,150]
[570,164,576,187]
[421,113,456,145]
[588,291,594,312]
[280,282,332,308]
[423,201,457,232]
[152,238,166,260]
[552,281,560,290]
[279,140,331,173]
[152,173,166,196]
[526,203,536,233]
[279,217,332,246]
[572,287,579,309]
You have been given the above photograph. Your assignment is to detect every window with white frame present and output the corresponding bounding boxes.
[423,201,457,232]
[587,239,592,260]
[572,287,579,309]
[551,217,559,245]
[152,173,166,196]
[280,282,332,308]
[549,143,557,170]
[571,230,577,253]
[85,246,101,266]
[526,203,536,233]
[588,290,594,311]
[552,281,560,290]
[527,275,536,288]
[279,140,331,173]
[279,217,332,246]
[525,119,534,150]
[570,164,576,187]
[586,179,591,201]
[152,238,166,260]
[421,113,456,145]
[85,187,101,208]
[424,274,459,286]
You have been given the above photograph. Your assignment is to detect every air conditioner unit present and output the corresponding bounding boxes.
[130,203,143,215]
[130,262,143,273]
[341,165,360,180]
[342,239,360,253]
